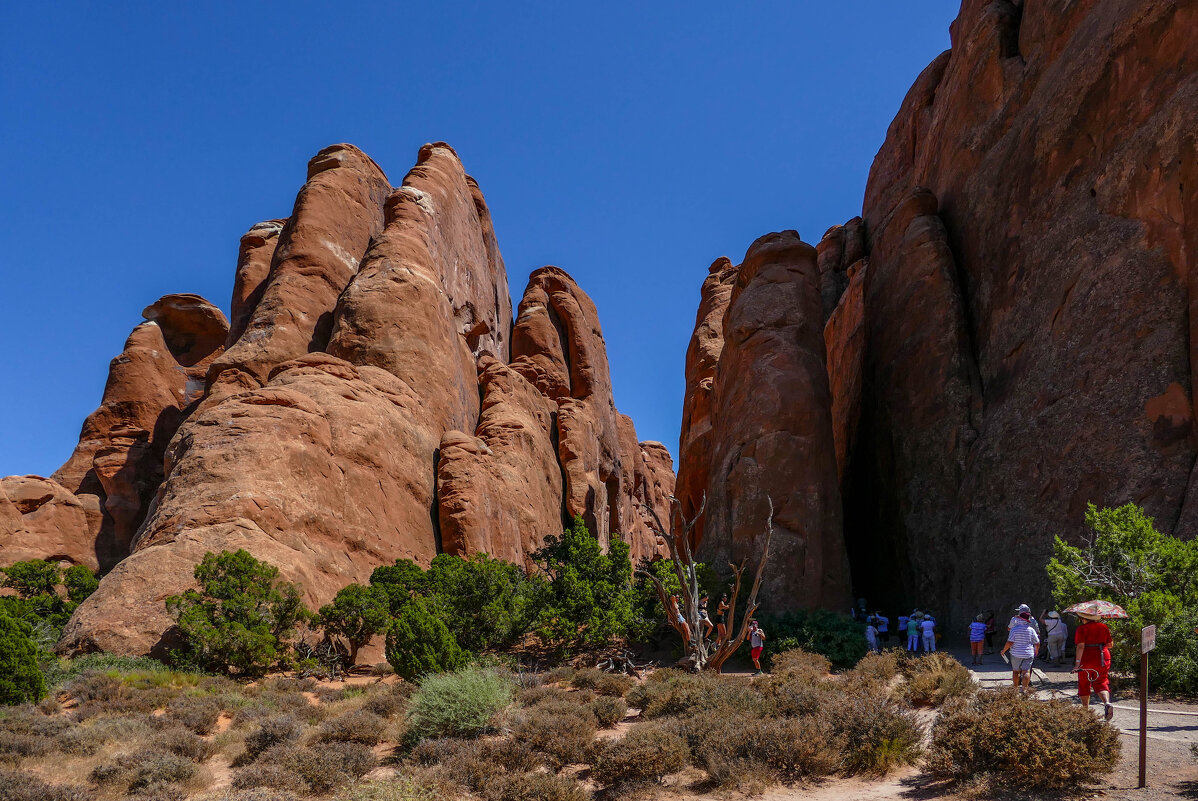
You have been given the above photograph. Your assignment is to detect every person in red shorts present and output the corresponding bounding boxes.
[1071,612,1114,720]
[748,619,766,676]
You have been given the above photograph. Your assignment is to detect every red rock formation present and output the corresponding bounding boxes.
[823,257,866,488]
[673,257,738,547]
[31,295,229,570]
[815,218,864,321]
[437,357,562,566]
[58,142,670,656]
[698,232,851,611]
[227,219,286,345]
[207,144,390,387]
[848,0,1196,623]
[0,477,96,570]
[511,267,624,547]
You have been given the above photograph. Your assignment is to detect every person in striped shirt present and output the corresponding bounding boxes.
[1000,611,1041,691]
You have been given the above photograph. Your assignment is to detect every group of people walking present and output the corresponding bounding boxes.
[858,602,940,654]
[999,603,1114,718]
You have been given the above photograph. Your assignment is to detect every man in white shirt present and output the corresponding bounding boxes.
[1000,611,1041,690]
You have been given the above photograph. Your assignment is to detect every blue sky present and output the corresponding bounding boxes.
[0,2,957,477]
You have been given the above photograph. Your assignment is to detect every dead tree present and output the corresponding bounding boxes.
[636,494,774,672]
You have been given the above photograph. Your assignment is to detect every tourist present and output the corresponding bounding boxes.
[968,614,987,665]
[865,620,880,653]
[907,614,921,652]
[749,619,766,676]
[1072,612,1114,720]
[1001,611,1040,691]
[669,595,691,644]
[1044,610,1068,664]
[875,611,890,646]
[698,593,714,640]
[983,610,997,654]
[1008,603,1038,631]
[715,594,729,641]
[921,614,937,652]
[897,612,910,643]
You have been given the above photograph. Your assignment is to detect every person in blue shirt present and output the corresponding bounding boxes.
[968,614,988,665]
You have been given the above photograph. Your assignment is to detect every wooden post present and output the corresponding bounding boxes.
[1138,624,1155,790]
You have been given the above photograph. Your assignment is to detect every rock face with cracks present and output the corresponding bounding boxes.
[678,0,1197,627]
[32,142,669,657]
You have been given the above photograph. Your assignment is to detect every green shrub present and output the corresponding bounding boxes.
[0,607,45,705]
[925,689,1120,793]
[761,610,865,670]
[1,560,60,598]
[1048,502,1198,694]
[592,720,688,788]
[512,704,597,768]
[533,516,637,652]
[386,596,468,681]
[165,550,310,677]
[407,666,512,739]
[369,559,429,614]
[591,695,628,727]
[422,553,545,653]
[900,652,976,707]
[90,749,196,792]
[42,653,171,690]
[63,565,99,603]
[0,767,94,801]
[317,583,390,663]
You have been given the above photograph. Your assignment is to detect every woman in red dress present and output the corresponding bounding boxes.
[1071,612,1114,720]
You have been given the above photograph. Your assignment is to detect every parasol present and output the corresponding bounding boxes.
[1064,600,1129,619]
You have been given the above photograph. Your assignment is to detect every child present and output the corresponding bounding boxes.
[749,620,766,676]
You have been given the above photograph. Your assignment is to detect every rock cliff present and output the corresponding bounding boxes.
[0,143,670,656]
[678,0,1196,624]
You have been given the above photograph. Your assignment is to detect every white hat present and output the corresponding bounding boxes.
[1017,604,1031,613]
[1047,611,1060,619]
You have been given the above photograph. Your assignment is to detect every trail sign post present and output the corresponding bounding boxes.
[1138,624,1156,789]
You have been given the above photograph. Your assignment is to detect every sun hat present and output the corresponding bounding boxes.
[976,614,985,622]
[1047,611,1060,619]
[1017,603,1031,613]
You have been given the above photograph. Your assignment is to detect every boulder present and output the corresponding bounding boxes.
[0,476,96,570]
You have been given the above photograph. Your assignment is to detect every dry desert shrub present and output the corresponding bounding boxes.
[332,774,449,801]
[406,666,513,740]
[591,719,687,789]
[166,693,223,734]
[825,689,924,776]
[590,695,628,727]
[544,666,576,684]
[484,771,591,801]
[253,742,377,795]
[197,788,303,801]
[632,671,767,719]
[517,685,576,707]
[512,702,597,768]
[360,687,408,719]
[0,766,95,801]
[89,748,197,793]
[678,710,842,790]
[769,648,832,681]
[239,715,302,765]
[569,669,633,698]
[925,689,1120,794]
[899,652,976,707]
[849,650,902,683]
[159,724,217,761]
[317,709,387,745]
[231,762,308,795]
[127,781,190,801]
